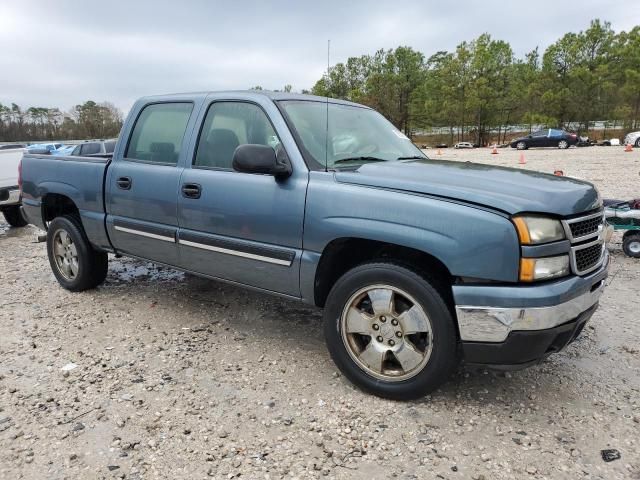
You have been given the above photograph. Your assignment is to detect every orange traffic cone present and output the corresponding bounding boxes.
[554,169,564,176]
[491,144,498,154]
[437,148,442,155]
[519,152,526,165]
[625,143,633,152]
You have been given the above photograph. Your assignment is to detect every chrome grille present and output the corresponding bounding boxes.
[573,242,604,274]
[563,210,606,275]
[562,211,604,242]
[569,216,601,239]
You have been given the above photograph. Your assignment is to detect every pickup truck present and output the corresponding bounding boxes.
[0,147,28,227]
[20,91,609,399]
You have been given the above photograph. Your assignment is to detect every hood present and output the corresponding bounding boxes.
[334,160,601,216]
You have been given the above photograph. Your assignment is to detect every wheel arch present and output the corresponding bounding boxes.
[41,193,80,225]
[313,237,455,312]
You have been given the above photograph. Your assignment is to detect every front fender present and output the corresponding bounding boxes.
[302,173,520,284]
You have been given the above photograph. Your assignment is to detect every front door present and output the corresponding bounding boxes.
[106,101,195,266]
[530,129,550,147]
[177,100,307,296]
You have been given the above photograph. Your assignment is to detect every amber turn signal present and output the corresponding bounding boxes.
[513,217,531,244]
[519,258,536,282]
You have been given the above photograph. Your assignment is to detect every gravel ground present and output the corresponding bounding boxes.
[0,146,639,479]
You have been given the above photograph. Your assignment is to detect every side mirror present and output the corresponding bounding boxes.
[232,144,292,178]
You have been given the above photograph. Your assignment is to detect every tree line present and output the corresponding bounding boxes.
[0,101,122,142]
[311,20,640,145]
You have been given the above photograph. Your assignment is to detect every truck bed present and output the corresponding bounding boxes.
[20,153,111,247]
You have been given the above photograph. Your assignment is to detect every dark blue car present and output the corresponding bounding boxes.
[510,129,578,150]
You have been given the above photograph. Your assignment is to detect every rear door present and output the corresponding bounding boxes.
[106,100,199,266]
[176,96,307,296]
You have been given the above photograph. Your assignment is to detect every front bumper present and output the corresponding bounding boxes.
[454,250,608,368]
[0,187,20,208]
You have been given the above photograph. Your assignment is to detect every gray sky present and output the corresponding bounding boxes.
[1,0,638,114]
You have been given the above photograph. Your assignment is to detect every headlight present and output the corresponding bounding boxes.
[520,255,570,282]
[513,215,565,244]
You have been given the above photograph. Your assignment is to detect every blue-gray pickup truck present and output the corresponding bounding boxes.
[20,91,609,399]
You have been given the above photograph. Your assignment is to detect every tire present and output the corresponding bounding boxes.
[323,262,458,400]
[635,138,640,148]
[516,141,527,150]
[622,232,640,258]
[558,140,569,149]
[46,215,108,291]
[2,205,28,227]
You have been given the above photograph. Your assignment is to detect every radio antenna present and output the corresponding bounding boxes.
[324,39,330,172]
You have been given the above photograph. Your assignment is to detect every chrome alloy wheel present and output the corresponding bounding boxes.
[340,285,434,382]
[52,229,79,280]
[629,239,640,255]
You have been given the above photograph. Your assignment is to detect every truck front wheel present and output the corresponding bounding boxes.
[2,206,28,227]
[323,262,458,400]
[46,216,108,291]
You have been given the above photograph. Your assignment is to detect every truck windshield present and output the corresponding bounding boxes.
[279,100,426,170]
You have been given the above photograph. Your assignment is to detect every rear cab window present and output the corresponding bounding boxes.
[125,102,193,165]
[104,140,116,154]
[80,143,101,155]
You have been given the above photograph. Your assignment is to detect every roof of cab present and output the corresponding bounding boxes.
[138,90,368,108]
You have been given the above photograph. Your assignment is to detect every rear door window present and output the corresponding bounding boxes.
[126,103,193,165]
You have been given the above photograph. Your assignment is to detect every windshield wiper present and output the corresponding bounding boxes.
[397,155,426,160]
[333,156,388,165]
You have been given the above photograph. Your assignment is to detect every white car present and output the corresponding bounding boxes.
[0,147,27,227]
[624,131,640,147]
[454,142,474,149]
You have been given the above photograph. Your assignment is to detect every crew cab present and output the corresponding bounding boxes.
[20,91,609,399]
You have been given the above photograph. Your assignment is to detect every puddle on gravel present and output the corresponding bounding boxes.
[0,222,40,238]
[108,258,185,283]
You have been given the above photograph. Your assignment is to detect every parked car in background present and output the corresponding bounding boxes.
[27,143,63,153]
[510,129,578,150]
[435,143,448,148]
[623,131,640,147]
[0,144,26,150]
[454,142,474,149]
[52,145,76,156]
[20,90,609,399]
[598,138,621,146]
[0,146,27,227]
[70,139,117,157]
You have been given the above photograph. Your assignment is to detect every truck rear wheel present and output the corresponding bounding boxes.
[622,232,640,258]
[46,215,108,291]
[323,262,458,400]
[2,205,28,227]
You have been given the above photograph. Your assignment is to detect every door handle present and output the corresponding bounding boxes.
[116,176,132,190]
[181,183,201,199]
